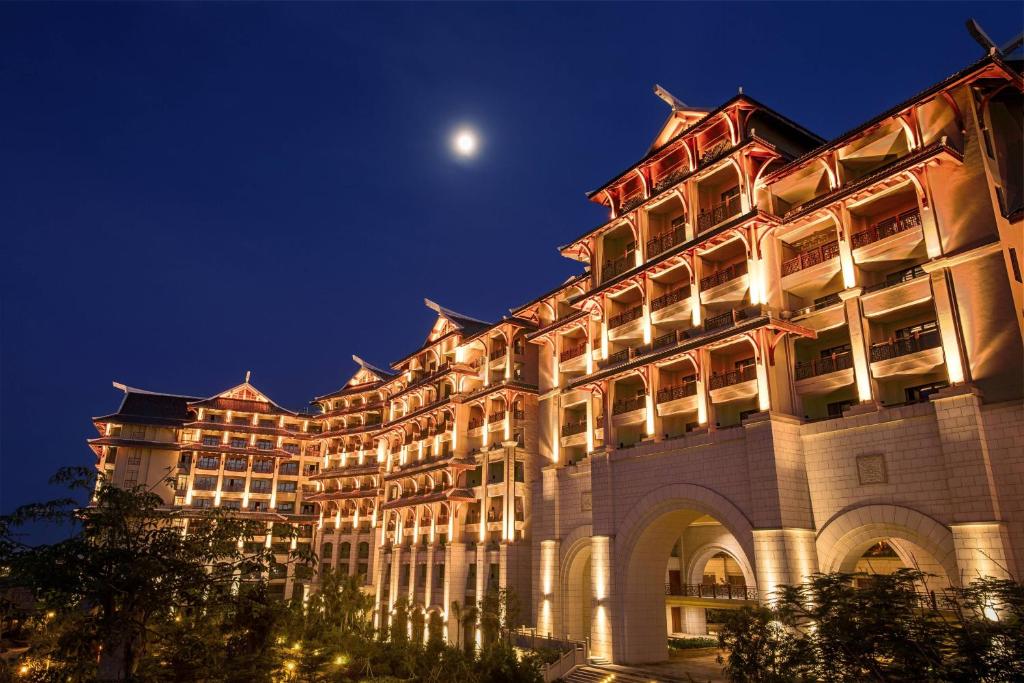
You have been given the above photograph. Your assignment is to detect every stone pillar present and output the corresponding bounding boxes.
[751,528,819,602]
[589,535,614,661]
[841,287,877,405]
[537,539,559,637]
[928,268,968,385]
[443,542,468,644]
[932,385,1015,580]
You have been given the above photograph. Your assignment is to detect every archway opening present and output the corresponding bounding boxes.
[620,508,754,663]
[844,537,951,593]
[562,545,592,643]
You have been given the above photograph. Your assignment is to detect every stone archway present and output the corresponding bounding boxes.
[816,504,958,590]
[608,484,756,663]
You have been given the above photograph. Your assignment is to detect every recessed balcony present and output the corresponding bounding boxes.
[861,267,931,318]
[781,240,842,298]
[708,365,758,403]
[790,293,845,331]
[560,419,588,447]
[650,286,692,325]
[601,249,637,283]
[700,262,749,305]
[646,225,687,259]
[697,194,743,233]
[612,395,646,426]
[869,329,944,378]
[794,352,855,395]
[656,379,699,416]
[559,341,589,372]
[852,209,923,264]
[608,304,644,341]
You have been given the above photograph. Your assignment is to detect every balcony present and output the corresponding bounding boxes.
[601,250,636,283]
[656,380,698,403]
[703,305,761,333]
[612,396,646,415]
[560,342,587,363]
[869,328,944,379]
[561,420,588,437]
[852,209,922,250]
[795,352,854,380]
[489,346,507,362]
[608,305,643,330]
[862,267,932,319]
[870,330,941,363]
[781,240,840,277]
[709,364,757,391]
[488,410,506,423]
[700,261,748,291]
[697,194,743,232]
[646,226,687,259]
[651,285,691,315]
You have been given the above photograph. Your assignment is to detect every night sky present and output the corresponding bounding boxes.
[2,3,1021,528]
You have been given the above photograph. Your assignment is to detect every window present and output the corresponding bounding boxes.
[514,461,525,483]
[283,444,300,454]
[487,462,504,484]
[827,400,856,417]
[232,417,249,425]
[279,462,299,476]
[206,414,222,423]
[127,452,142,466]
[437,564,445,582]
[192,497,213,508]
[905,381,948,404]
[418,564,427,582]
[197,455,220,469]
[884,264,926,286]
[202,436,220,446]
[277,502,295,513]
[252,458,274,473]
[735,357,755,369]
[301,503,316,515]
[251,501,268,512]
[895,320,938,338]
[340,542,351,559]
[720,185,740,202]
[124,470,138,487]
[820,344,851,358]
[277,481,297,493]
[357,542,369,559]
[193,475,217,491]
[466,466,482,488]
[230,437,247,448]
[256,440,274,451]
[223,478,245,492]
[221,499,241,510]
[357,563,368,578]
[400,564,409,586]
[250,479,272,494]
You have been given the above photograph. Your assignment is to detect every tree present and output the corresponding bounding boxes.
[0,468,310,681]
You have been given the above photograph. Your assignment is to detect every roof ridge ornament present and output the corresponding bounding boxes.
[653,84,688,111]
[966,18,1022,56]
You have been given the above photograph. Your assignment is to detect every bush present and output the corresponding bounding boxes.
[669,636,718,650]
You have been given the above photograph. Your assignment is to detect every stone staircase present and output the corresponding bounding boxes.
[562,662,698,683]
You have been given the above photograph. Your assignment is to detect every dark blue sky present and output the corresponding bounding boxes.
[2,3,1021,519]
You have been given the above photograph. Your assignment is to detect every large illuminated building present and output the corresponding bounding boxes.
[90,47,1023,663]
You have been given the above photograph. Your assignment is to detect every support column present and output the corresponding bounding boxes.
[647,368,663,441]
[928,268,968,385]
[537,539,559,638]
[443,542,468,644]
[840,288,877,405]
[751,528,819,603]
[590,535,614,661]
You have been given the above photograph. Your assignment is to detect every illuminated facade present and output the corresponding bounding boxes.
[91,50,1022,663]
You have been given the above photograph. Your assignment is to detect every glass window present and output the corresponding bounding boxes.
[277,481,297,493]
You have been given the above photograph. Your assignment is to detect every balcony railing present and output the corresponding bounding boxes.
[703,304,760,332]
[708,364,757,390]
[869,328,941,363]
[489,346,507,361]
[795,352,853,380]
[561,420,588,437]
[612,396,646,415]
[489,410,506,423]
[600,349,631,367]
[656,379,698,403]
[700,136,733,164]
[560,342,587,362]
[793,292,842,317]
[619,194,646,215]
[646,226,687,259]
[700,261,748,291]
[665,583,757,601]
[781,240,840,277]
[696,194,743,232]
[601,250,636,282]
[608,305,643,329]
[468,417,484,430]
[863,264,927,293]
[651,286,691,312]
[851,209,922,249]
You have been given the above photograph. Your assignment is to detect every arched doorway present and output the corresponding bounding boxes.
[614,492,756,663]
[561,542,592,643]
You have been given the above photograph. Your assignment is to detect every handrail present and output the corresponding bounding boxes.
[601,250,637,282]
[561,420,588,437]
[781,239,840,277]
[608,305,643,329]
[708,364,757,390]
[651,285,691,312]
[559,342,587,362]
[870,328,941,362]
[647,226,687,258]
[665,582,757,600]
[795,351,853,380]
[656,379,698,403]
[851,209,922,249]
[612,395,646,415]
[697,193,743,232]
[700,260,748,290]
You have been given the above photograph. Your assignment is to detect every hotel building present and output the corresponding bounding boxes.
[90,49,1023,663]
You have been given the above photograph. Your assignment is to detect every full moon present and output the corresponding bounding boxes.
[452,128,479,157]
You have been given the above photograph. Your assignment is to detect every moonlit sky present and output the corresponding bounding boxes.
[2,3,1021,533]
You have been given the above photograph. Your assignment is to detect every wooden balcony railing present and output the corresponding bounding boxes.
[468,417,484,430]
[609,305,644,329]
[561,421,588,437]
[696,193,743,232]
[651,286,691,312]
[703,304,762,333]
[700,261,748,291]
[612,396,646,415]
[619,194,646,215]
[656,379,698,403]
[795,351,853,380]
[781,240,840,277]
[851,209,922,249]
[488,410,506,423]
[699,136,733,164]
[869,329,941,363]
[646,226,687,259]
[600,349,631,368]
[601,250,637,282]
[560,342,587,363]
[708,364,757,390]
[489,346,507,361]
[793,292,843,317]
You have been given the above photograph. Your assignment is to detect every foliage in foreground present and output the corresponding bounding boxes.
[0,469,544,682]
[717,569,1024,683]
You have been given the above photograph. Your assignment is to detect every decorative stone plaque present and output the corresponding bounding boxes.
[857,453,888,485]
[581,490,592,512]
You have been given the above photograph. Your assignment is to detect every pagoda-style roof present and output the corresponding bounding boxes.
[189,380,296,416]
[92,382,200,427]
[314,355,395,403]
[380,487,475,510]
